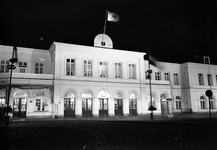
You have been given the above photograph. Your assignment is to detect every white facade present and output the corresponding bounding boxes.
[0,36,217,118]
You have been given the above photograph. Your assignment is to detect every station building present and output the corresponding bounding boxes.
[0,34,216,118]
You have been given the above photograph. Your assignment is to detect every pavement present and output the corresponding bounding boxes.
[1,113,217,127]
[1,113,217,150]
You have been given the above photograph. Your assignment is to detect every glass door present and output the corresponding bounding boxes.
[114,99,123,116]
[13,98,27,118]
[99,98,108,116]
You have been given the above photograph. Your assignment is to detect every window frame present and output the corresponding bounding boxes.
[99,60,108,78]
[128,63,136,79]
[207,74,213,86]
[83,59,92,77]
[164,72,170,81]
[0,60,9,73]
[198,73,204,85]
[18,61,27,73]
[155,72,161,80]
[173,73,179,85]
[66,58,75,76]
[35,62,44,74]
[114,62,122,79]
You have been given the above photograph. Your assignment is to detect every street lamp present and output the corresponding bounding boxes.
[5,46,18,127]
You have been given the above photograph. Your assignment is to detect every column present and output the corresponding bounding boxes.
[123,98,129,116]
[75,97,82,117]
[92,97,99,116]
[108,98,115,116]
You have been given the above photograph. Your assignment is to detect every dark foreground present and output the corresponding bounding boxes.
[1,115,217,150]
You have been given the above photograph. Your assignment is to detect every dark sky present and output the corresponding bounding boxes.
[0,0,216,64]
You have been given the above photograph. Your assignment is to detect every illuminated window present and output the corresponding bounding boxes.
[99,61,108,77]
[84,59,92,77]
[129,63,136,79]
[66,58,75,76]
[114,62,122,78]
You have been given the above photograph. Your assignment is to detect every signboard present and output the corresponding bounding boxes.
[7,64,16,70]
[205,90,213,98]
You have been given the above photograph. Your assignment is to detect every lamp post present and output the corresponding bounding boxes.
[144,49,154,121]
[5,46,17,127]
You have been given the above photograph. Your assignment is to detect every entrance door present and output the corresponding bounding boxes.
[13,98,27,118]
[115,99,123,116]
[99,98,108,116]
[129,99,137,115]
[82,98,92,117]
[64,98,75,117]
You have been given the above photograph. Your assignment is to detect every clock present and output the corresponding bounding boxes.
[94,34,113,48]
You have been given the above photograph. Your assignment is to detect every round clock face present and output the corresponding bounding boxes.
[101,91,107,97]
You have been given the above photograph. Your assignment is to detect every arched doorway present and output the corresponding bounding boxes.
[64,91,75,117]
[114,92,123,116]
[13,90,27,118]
[129,92,137,116]
[82,92,92,117]
[98,90,109,116]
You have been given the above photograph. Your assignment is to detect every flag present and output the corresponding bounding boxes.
[107,11,119,22]
[144,52,164,70]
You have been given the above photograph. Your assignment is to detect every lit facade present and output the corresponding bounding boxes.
[0,35,216,118]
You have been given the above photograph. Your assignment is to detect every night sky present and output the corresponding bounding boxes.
[0,0,216,64]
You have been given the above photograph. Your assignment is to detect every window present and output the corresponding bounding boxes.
[35,63,43,74]
[99,61,108,77]
[200,96,206,109]
[203,56,210,64]
[175,96,181,110]
[209,97,214,109]
[84,59,92,77]
[129,63,136,79]
[66,58,75,76]
[198,73,204,85]
[207,74,213,86]
[0,60,9,73]
[35,99,45,111]
[155,72,161,80]
[114,62,122,78]
[173,73,179,85]
[164,72,170,81]
[18,61,27,73]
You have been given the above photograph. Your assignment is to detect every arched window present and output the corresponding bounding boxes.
[82,92,92,111]
[36,91,45,97]
[175,96,181,110]
[64,91,75,111]
[129,93,137,110]
[14,91,27,98]
[200,96,206,109]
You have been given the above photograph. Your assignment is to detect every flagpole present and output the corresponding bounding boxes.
[103,10,108,34]
[147,49,154,121]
